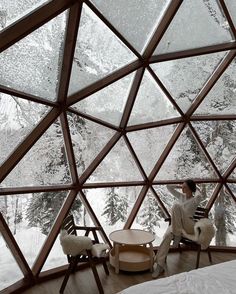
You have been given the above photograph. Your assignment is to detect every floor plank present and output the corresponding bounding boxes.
[22,251,236,294]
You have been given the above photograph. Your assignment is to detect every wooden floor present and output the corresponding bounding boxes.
[23,251,236,294]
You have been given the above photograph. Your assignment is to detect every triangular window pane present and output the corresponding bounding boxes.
[87,137,143,183]
[151,52,226,113]
[131,189,168,246]
[72,72,135,126]
[68,4,136,95]
[228,184,236,197]
[195,58,236,115]
[67,112,115,176]
[0,93,50,165]
[209,187,236,246]
[192,121,236,173]
[0,0,51,32]
[0,11,67,101]
[91,0,170,53]
[0,191,67,268]
[86,186,142,237]
[154,0,232,55]
[0,232,24,290]
[155,127,217,180]
[127,124,176,175]
[41,235,68,272]
[153,183,215,213]
[225,0,236,28]
[128,70,179,126]
[229,168,236,179]
[1,119,71,187]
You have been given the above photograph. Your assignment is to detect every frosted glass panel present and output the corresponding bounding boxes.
[209,188,236,246]
[67,112,115,176]
[91,0,170,53]
[87,187,142,237]
[68,4,136,95]
[87,137,143,182]
[72,72,135,126]
[225,0,236,28]
[0,0,50,32]
[228,184,236,197]
[131,189,168,246]
[0,93,49,165]
[0,232,23,290]
[0,11,67,100]
[127,124,176,175]
[195,58,236,115]
[1,120,71,187]
[151,52,226,113]
[0,192,67,268]
[128,70,179,126]
[154,0,232,54]
[156,127,216,180]
[192,121,236,173]
[229,168,236,179]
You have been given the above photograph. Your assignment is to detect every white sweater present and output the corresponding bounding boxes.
[167,185,202,218]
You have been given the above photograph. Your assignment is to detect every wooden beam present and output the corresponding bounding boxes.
[150,41,236,63]
[32,189,78,276]
[59,112,79,184]
[0,0,76,53]
[67,60,142,106]
[119,68,145,129]
[0,213,33,279]
[0,108,60,182]
[124,185,149,229]
[79,190,112,247]
[218,0,236,40]
[186,50,236,117]
[80,132,122,184]
[57,2,82,103]
[143,0,183,59]
[0,85,57,107]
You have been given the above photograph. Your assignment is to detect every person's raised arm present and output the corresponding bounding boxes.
[167,185,184,200]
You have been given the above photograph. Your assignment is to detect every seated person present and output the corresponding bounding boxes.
[152,179,203,278]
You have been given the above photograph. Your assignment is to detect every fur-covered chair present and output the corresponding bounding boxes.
[179,207,215,268]
[59,215,109,294]
[165,207,215,268]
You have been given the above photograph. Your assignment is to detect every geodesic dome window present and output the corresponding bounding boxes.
[0,0,236,292]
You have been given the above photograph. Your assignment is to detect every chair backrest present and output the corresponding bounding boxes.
[61,215,77,236]
[193,207,209,221]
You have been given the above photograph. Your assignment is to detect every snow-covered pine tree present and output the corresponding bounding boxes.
[102,187,128,225]
[138,193,163,234]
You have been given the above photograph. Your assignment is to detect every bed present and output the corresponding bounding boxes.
[119,260,236,294]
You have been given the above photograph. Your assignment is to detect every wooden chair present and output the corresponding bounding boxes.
[60,215,109,294]
[165,207,213,269]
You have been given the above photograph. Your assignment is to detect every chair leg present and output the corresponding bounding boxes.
[60,257,77,294]
[207,247,212,263]
[196,246,201,269]
[102,259,109,275]
[87,252,104,294]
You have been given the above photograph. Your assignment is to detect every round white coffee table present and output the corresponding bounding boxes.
[109,229,155,274]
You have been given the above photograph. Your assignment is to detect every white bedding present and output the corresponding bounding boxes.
[119,260,236,294]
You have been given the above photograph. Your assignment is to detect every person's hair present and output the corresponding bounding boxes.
[184,179,196,193]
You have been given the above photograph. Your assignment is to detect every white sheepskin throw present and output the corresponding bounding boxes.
[91,243,110,257]
[182,218,215,250]
[60,230,92,256]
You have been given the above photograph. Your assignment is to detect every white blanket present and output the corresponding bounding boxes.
[119,260,236,294]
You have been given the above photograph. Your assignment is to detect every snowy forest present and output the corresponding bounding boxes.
[0,0,236,290]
